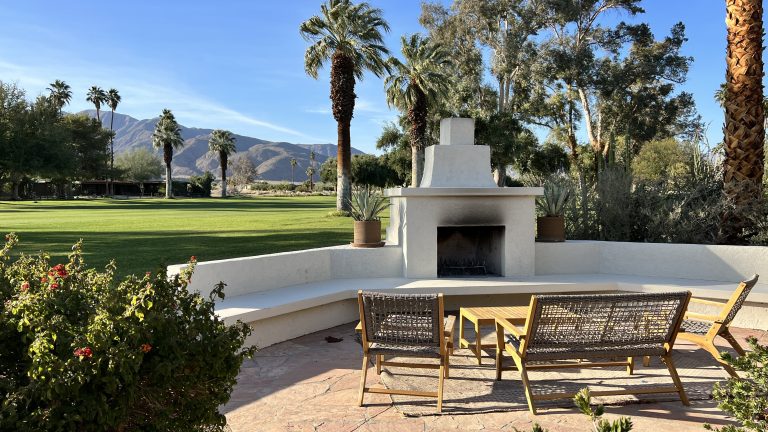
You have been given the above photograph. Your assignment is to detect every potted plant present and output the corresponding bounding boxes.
[348,187,389,247]
[536,178,572,242]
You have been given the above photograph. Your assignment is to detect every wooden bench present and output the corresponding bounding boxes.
[495,291,692,414]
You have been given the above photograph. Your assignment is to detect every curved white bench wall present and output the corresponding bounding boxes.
[169,241,768,348]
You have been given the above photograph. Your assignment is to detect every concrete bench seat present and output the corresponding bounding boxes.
[215,273,768,326]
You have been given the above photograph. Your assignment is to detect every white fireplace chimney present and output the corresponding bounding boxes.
[420,118,496,188]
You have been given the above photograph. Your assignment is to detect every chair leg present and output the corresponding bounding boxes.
[512,356,536,415]
[700,342,740,378]
[459,314,466,349]
[475,321,482,365]
[642,356,651,367]
[627,356,635,375]
[661,355,689,406]
[358,353,369,407]
[437,358,445,413]
[720,329,747,356]
[376,354,382,375]
[495,323,504,381]
[444,354,450,378]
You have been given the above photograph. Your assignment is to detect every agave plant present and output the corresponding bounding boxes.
[537,178,572,217]
[347,187,390,221]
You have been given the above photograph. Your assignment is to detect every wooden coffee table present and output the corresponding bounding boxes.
[459,306,529,365]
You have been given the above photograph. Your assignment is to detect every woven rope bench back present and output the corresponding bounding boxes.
[360,292,441,347]
[525,292,689,360]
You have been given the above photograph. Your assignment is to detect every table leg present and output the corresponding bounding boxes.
[459,314,466,349]
[475,320,482,365]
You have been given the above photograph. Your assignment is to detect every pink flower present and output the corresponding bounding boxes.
[49,283,59,290]
[20,281,29,292]
[190,256,197,262]
[140,343,152,353]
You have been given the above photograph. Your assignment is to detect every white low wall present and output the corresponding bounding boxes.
[169,244,403,298]
[169,240,768,347]
[535,241,768,282]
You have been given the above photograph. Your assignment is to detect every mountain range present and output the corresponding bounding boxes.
[80,110,365,181]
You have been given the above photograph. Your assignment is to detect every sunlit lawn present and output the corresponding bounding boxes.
[0,196,386,277]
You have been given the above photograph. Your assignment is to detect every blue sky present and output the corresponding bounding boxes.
[0,1,730,153]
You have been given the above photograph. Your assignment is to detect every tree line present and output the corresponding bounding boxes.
[300,0,764,244]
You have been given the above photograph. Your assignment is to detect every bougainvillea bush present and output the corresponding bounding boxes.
[0,233,255,431]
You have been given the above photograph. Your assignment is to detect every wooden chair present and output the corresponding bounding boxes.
[495,291,691,414]
[644,275,759,378]
[357,291,450,412]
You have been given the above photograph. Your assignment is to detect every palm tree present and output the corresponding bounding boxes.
[384,34,451,187]
[208,129,237,198]
[722,0,765,242]
[306,166,316,191]
[46,80,72,114]
[300,0,390,211]
[86,86,107,122]
[152,109,185,198]
[290,158,298,183]
[106,88,121,196]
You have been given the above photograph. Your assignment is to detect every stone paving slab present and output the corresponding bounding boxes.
[224,323,768,432]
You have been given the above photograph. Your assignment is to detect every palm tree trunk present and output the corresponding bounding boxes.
[109,110,115,196]
[336,120,352,210]
[408,93,427,187]
[722,0,765,243]
[495,163,506,186]
[330,52,355,211]
[221,153,228,198]
[165,164,172,199]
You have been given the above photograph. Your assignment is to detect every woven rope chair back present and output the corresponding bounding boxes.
[722,274,759,326]
[526,292,690,352]
[360,292,441,347]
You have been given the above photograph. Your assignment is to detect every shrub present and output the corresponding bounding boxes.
[189,171,215,197]
[705,337,768,432]
[0,233,255,431]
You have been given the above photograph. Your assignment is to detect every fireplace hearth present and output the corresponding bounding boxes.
[437,226,504,277]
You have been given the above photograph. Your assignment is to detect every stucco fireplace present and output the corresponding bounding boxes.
[384,118,542,278]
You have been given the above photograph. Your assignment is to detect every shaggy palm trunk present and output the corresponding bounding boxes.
[495,163,506,186]
[408,91,427,187]
[109,110,115,196]
[331,52,355,211]
[220,152,228,198]
[722,0,765,242]
[164,145,173,199]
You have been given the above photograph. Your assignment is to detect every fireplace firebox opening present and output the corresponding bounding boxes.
[437,225,504,277]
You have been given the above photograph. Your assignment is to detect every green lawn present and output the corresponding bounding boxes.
[0,196,385,276]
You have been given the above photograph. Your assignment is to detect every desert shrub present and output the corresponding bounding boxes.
[189,171,215,197]
[0,233,255,431]
[631,138,690,182]
[705,337,768,432]
[249,182,296,192]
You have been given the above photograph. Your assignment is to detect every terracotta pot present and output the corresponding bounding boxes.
[537,216,565,242]
[353,220,384,247]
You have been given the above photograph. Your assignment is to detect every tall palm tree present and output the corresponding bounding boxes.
[290,158,298,183]
[208,129,237,198]
[723,0,765,242]
[106,88,121,196]
[300,0,390,211]
[384,34,451,187]
[152,109,185,198]
[46,80,72,114]
[86,86,107,122]
[306,166,316,191]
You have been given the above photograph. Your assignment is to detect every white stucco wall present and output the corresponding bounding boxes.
[535,241,768,283]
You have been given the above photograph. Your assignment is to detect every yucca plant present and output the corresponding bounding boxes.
[347,187,389,221]
[537,178,573,217]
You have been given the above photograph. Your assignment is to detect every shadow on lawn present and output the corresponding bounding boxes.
[0,197,336,212]
[9,229,352,277]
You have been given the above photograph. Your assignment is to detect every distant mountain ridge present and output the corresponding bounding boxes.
[78,110,364,181]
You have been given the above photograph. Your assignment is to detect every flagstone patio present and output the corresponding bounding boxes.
[224,322,767,432]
